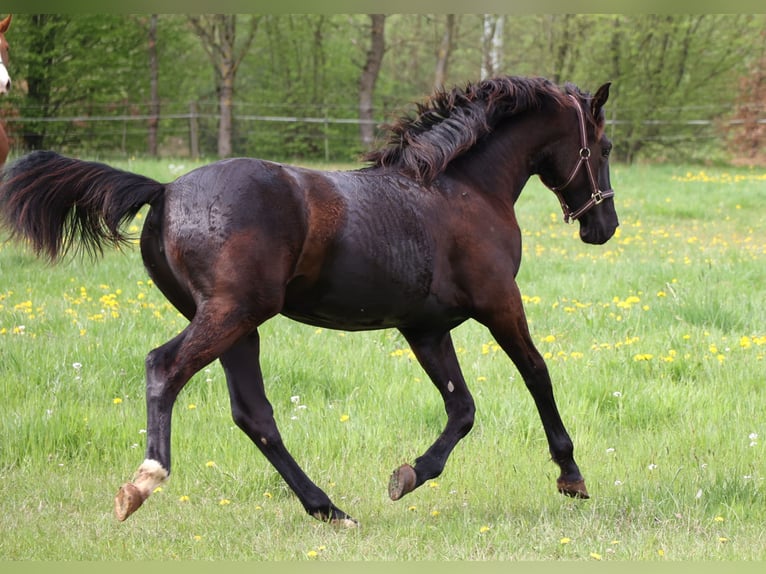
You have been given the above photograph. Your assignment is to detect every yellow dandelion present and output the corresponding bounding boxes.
[307,550,318,558]
[714,516,725,522]
[179,495,190,502]
[479,525,491,533]
[658,549,665,557]
[560,537,571,545]
[263,491,273,499]
[428,480,440,488]
[219,498,231,505]
[206,460,216,467]
[113,397,123,404]
[187,403,197,410]
[153,486,162,493]
[408,505,417,512]
[431,510,440,517]
[339,414,350,423]
[590,552,602,560]
[193,535,202,541]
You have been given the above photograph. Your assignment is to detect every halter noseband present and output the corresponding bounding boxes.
[544,94,614,224]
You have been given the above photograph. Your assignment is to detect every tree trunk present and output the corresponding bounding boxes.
[217,16,235,158]
[434,14,456,90]
[358,14,386,151]
[188,14,260,158]
[481,14,504,79]
[218,73,234,158]
[147,14,159,157]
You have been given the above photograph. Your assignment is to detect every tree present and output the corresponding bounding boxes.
[358,14,385,152]
[8,14,148,152]
[729,28,766,165]
[481,14,504,79]
[603,14,759,162]
[147,14,159,157]
[188,14,261,158]
[433,14,456,90]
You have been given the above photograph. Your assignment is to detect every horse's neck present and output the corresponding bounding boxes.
[449,113,555,204]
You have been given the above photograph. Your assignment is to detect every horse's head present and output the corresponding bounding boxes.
[0,14,11,95]
[539,83,618,245]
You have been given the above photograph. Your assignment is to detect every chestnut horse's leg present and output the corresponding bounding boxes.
[388,328,476,501]
[114,300,261,521]
[219,330,357,527]
[481,284,589,499]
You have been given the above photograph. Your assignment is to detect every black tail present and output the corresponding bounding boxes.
[0,151,165,261]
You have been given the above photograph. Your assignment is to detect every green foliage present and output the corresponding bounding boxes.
[0,159,764,559]
[2,14,765,163]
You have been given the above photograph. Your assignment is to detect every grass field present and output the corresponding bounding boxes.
[0,158,764,560]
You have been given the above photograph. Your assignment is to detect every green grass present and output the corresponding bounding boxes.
[1,159,764,560]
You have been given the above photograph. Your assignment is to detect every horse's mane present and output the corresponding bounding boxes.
[364,76,576,184]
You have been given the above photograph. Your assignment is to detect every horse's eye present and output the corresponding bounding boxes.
[602,146,611,159]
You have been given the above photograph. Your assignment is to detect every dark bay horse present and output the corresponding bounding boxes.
[0,76,618,527]
[0,14,12,167]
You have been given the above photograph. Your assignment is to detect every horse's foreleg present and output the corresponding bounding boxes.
[220,331,357,527]
[482,291,589,499]
[388,328,475,501]
[114,303,257,521]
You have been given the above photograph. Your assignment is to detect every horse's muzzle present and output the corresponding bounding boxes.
[579,220,618,245]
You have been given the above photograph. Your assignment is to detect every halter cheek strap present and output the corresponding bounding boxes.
[545,94,614,224]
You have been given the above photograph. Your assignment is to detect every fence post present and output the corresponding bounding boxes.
[189,101,200,160]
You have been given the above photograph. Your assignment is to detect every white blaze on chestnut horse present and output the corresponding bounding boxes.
[0,14,12,167]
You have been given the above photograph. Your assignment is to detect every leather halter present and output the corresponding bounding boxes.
[543,94,614,223]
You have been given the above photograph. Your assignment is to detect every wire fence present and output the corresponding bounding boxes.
[3,100,765,163]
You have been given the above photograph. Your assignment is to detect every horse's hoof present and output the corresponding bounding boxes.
[331,515,360,528]
[311,507,359,528]
[388,464,417,501]
[114,482,147,521]
[557,478,590,499]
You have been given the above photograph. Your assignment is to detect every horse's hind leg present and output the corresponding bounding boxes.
[220,332,357,527]
[388,328,475,501]
[114,301,260,521]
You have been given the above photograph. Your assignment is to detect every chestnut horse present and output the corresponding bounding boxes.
[0,76,618,527]
[0,14,12,167]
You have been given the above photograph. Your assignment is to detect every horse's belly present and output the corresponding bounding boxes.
[282,244,455,331]
[282,264,430,330]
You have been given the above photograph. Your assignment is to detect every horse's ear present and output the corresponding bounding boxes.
[0,14,11,33]
[591,82,611,117]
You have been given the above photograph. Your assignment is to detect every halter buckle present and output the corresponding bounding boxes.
[593,190,604,204]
